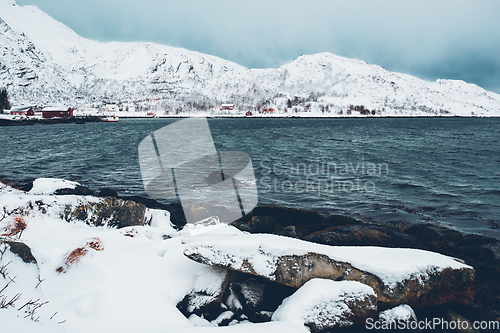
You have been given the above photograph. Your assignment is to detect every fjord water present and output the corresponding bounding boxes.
[1,117,499,239]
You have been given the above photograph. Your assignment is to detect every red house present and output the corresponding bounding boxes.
[262,108,275,113]
[10,106,34,116]
[42,107,73,118]
[220,104,234,111]
[245,111,253,116]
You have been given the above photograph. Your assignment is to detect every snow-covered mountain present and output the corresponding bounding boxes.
[1,0,499,116]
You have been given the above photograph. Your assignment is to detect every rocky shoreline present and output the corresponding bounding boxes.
[1,177,499,331]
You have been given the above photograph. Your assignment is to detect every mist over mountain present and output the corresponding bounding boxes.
[1,0,499,116]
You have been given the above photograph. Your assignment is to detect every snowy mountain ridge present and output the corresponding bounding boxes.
[1,0,500,116]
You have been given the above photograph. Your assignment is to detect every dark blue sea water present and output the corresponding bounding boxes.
[1,118,499,238]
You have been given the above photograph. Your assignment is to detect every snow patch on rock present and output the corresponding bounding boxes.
[28,178,79,195]
[272,279,376,330]
[379,304,417,322]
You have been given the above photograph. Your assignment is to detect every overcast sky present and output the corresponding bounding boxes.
[16,0,500,93]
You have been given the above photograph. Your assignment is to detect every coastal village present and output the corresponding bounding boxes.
[1,101,290,124]
[1,96,407,125]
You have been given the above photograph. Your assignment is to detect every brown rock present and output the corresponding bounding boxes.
[184,234,475,309]
[188,204,211,222]
[1,240,37,264]
[250,216,277,233]
[61,197,149,228]
[278,225,299,238]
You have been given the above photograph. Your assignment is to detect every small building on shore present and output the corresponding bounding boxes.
[10,106,34,116]
[42,106,73,118]
[220,104,234,111]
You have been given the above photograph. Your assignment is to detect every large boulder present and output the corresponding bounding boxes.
[0,240,37,264]
[233,205,326,237]
[250,216,278,233]
[307,224,421,248]
[272,279,377,331]
[184,233,474,308]
[61,197,149,228]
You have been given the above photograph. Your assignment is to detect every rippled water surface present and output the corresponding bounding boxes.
[1,117,499,238]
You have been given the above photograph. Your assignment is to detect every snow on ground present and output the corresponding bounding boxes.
[0,180,309,333]
[183,233,471,288]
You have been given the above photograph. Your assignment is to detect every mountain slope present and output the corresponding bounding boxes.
[1,0,499,116]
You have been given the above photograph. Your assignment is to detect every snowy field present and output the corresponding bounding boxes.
[0,178,476,332]
[0,179,312,333]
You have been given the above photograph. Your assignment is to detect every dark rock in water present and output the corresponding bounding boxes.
[250,216,277,233]
[251,206,324,232]
[404,223,500,320]
[197,203,236,223]
[121,197,186,229]
[405,224,499,265]
[0,178,35,192]
[168,205,187,229]
[307,224,420,248]
[206,171,226,185]
[234,205,327,237]
[237,223,253,233]
[212,205,237,223]
[19,181,34,192]
[233,205,369,239]
[1,240,37,264]
[54,185,96,196]
[323,214,361,227]
[278,225,299,238]
[188,204,212,222]
[98,188,118,197]
[122,195,167,210]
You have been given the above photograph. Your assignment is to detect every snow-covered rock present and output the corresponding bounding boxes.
[272,279,377,331]
[28,178,80,195]
[379,304,417,323]
[177,266,228,314]
[183,233,475,307]
[1,0,500,116]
